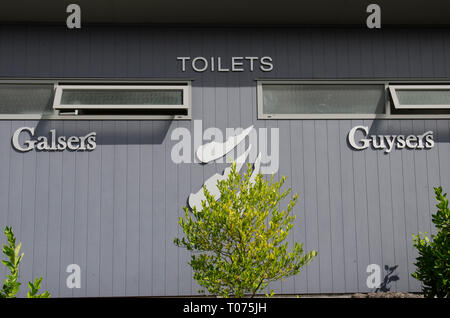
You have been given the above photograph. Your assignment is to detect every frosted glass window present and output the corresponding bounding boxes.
[0,84,54,114]
[262,84,385,114]
[61,89,183,105]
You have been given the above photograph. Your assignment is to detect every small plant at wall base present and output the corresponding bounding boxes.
[174,162,317,298]
[0,226,50,298]
[412,186,450,298]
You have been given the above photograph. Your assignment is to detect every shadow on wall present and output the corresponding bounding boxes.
[376,265,399,292]
[32,119,173,146]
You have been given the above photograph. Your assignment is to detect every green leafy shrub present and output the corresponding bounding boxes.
[174,163,317,297]
[412,186,450,298]
[0,226,50,298]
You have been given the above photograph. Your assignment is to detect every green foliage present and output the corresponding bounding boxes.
[0,226,23,298]
[0,226,50,298]
[27,277,50,298]
[412,186,450,298]
[174,162,317,297]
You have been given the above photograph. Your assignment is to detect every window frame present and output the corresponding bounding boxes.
[389,85,450,109]
[0,79,192,120]
[257,80,450,119]
[54,84,189,111]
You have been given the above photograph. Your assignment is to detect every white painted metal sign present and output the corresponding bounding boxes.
[348,125,434,153]
[12,127,97,152]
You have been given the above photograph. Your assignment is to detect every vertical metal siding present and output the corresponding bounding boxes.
[0,25,450,296]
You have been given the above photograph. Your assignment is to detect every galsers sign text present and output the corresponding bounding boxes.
[348,125,434,153]
[12,127,96,152]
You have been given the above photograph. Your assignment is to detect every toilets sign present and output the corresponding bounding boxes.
[177,56,274,72]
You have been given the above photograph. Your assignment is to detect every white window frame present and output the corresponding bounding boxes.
[389,85,450,109]
[257,80,389,120]
[53,85,190,111]
[257,80,450,119]
[0,79,192,120]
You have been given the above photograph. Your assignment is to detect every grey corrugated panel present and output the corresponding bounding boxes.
[424,120,440,238]
[152,121,167,296]
[72,121,89,298]
[430,31,446,77]
[346,29,362,78]
[419,30,435,78]
[34,123,49,297]
[412,120,432,292]
[101,28,116,78]
[400,120,420,292]
[12,27,26,76]
[373,31,387,77]
[287,29,301,78]
[88,29,103,76]
[20,122,38,298]
[125,121,141,296]
[352,119,371,293]
[324,30,338,78]
[8,122,24,239]
[315,120,333,292]
[275,28,289,78]
[176,121,193,296]
[290,121,308,294]
[360,30,374,77]
[284,122,297,295]
[299,30,314,78]
[338,120,358,293]
[327,120,346,293]
[365,120,383,284]
[59,121,76,297]
[45,121,63,297]
[445,31,450,75]
[335,30,350,79]
[413,121,432,255]
[85,121,102,296]
[377,120,397,291]
[388,120,409,292]
[165,124,180,296]
[201,31,218,296]
[436,120,450,234]
[312,29,327,78]
[99,121,115,296]
[382,30,397,77]
[267,119,283,295]
[138,122,153,296]
[187,82,204,297]
[0,122,10,282]
[127,30,141,77]
[112,121,127,296]
[1,27,15,76]
[394,30,410,78]
[407,32,422,77]
[302,120,320,293]
[278,120,295,294]
[260,118,271,297]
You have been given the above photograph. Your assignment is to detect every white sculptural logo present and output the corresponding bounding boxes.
[170,120,279,210]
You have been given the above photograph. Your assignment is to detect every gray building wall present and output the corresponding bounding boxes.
[0,25,450,296]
